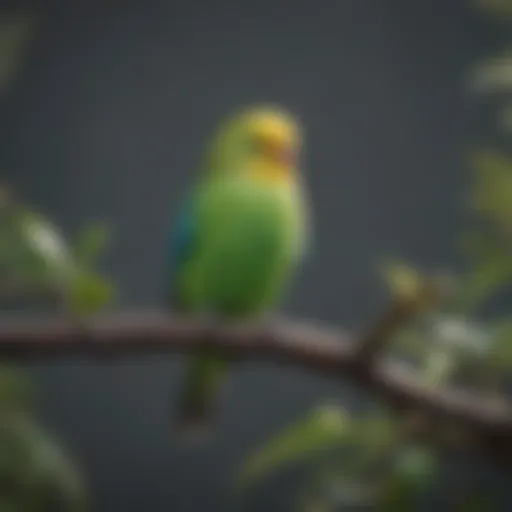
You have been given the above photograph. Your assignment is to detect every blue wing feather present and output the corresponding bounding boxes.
[165,198,197,308]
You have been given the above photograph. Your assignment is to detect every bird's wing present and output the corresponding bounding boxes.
[165,196,198,309]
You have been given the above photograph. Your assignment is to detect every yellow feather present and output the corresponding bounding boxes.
[249,158,293,184]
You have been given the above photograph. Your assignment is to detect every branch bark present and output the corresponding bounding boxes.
[0,308,511,468]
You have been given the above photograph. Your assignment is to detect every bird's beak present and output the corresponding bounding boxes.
[279,146,296,166]
[264,138,296,166]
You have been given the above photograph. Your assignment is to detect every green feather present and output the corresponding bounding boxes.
[180,174,306,313]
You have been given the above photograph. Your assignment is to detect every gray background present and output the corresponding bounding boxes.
[2,0,503,510]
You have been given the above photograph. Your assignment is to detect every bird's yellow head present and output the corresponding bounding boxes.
[245,107,301,167]
[207,105,303,183]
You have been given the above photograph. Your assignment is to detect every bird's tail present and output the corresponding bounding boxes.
[173,347,228,441]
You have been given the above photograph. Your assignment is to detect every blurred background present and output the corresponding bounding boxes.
[1,0,511,510]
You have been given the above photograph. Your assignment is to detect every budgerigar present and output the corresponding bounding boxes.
[167,105,309,434]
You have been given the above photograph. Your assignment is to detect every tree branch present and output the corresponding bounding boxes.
[0,308,511,468]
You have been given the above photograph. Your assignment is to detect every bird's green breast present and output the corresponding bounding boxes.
[181,176,306,316]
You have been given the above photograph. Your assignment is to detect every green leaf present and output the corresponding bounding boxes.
[389,326,427,360]
[72,223,111,270]
[237,405,353,491]
[18,210,74,282]
[468,150,512,231]
[455,258,511,312]
[24,423,87,512]
[420,348,456,389]
[354,407,397,459]
[378,445,439,512]
[293,410,398,512]
[66,272,115,316]
[486,318,512,369]
[0,208,55,288]
[428,314,491,355]
[0,365,33,413]
[393,445,438,485]
[379,259,450,314]
[0,414,87,512]
[470,52,512,94]
[380,259,424,302]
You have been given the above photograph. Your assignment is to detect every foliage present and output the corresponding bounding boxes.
[238,186,512,507]
[0,6,117,510]
[0,196,114,510]
[0,197,114,510]
[0,199,115,315]
[237,405,355,490]
[0,368,87,512]
[238,3,512,510]
[0,6,93,510]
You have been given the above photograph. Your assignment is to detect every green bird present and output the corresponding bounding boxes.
[167,104,309,434]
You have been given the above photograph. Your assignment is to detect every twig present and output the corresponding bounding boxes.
[354,276,449,364]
